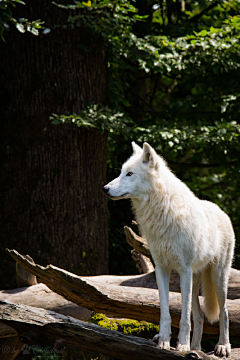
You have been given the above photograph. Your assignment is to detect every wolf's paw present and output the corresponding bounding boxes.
[157,340,171,350]
[214,343,231,357]
[153,334,170,350]
[152,334,159,344]
[176,343,190,352]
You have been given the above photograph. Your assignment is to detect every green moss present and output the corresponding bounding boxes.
[117,319,159,338]
[90,313,117,331]
[89,313,159,339]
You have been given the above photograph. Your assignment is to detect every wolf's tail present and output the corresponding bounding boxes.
[202,266,219,324]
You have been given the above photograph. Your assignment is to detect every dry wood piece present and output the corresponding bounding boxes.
[228,268,240,299]
[131,249,155,274]
[124,226,151,257]
[0,300,213,360]
[5,249,240,337]
[124,226,240,299]
[16,255,37,288]
[0,283,92,321]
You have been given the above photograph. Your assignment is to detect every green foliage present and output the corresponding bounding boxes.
[90,313,159,338]
[0,0,44,40]
[50,105,134,137]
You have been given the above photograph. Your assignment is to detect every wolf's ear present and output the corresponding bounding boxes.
[142,143,158,168]
[132,142,142,155]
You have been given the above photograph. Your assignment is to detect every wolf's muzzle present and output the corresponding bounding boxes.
[102,186,110,194]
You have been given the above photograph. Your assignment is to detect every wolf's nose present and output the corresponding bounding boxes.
[102,186,109,194]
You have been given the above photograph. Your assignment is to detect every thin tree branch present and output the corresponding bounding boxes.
[188,1,220,23]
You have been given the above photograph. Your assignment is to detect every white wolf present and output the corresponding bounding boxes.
[103,142,235,357]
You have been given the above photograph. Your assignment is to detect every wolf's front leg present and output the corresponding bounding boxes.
[154,265,171,350]
[177,268,193,352]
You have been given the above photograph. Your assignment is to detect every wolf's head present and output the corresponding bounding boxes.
[103,142,165,200]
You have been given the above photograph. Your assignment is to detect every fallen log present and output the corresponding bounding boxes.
[0,282,92,355]
[0,300,214,360]
[5,249,240,337]
[124,226,240,299]
[0,283,92,321]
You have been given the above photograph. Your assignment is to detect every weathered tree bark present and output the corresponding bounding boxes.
[6,249,240,338]
[0,1,108,289]
[0,283,92,321]
[131,249,155,274]
[124,226,151,258]
[0,300,214,360]
[16,256,37,288]
[125,226,240,299]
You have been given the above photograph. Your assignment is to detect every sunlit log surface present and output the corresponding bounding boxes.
[0,300,216,360]
[5,249,240,337]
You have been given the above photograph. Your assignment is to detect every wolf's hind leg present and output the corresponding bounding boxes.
[191,273,204,350]
[211,264,231,357]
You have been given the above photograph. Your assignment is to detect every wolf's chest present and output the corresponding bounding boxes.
[146,235,183,269]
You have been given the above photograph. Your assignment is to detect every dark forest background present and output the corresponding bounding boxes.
[1,0,240,290]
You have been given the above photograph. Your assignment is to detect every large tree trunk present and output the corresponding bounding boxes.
[0,1,108,289]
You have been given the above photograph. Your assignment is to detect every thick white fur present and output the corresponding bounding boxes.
[104,142,235,356]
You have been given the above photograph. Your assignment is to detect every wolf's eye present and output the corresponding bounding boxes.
[126,172,133,176]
